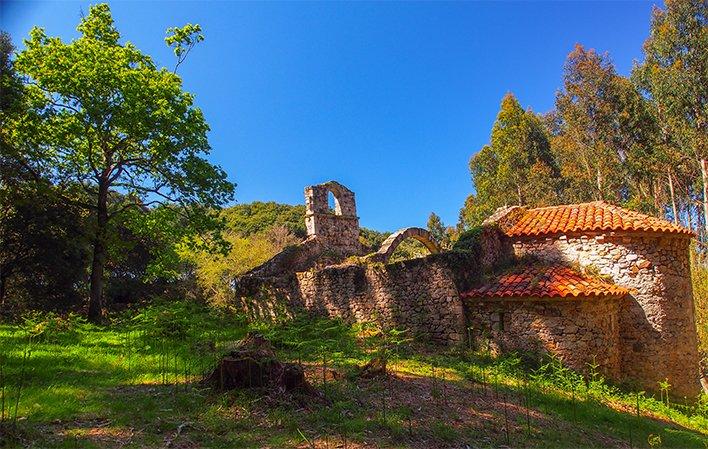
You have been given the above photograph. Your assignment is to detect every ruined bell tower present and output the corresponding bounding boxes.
[304,181,361,256]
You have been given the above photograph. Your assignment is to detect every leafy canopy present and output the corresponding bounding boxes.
[8,3,234,271]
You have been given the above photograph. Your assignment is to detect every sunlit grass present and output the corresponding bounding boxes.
[0,302,706,448]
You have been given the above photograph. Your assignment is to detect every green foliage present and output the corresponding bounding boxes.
[222,202,307,238]
[632,0,707,232]
[633,0,706,164]
[20,311,88,342]
[359,228,389,252]
[181,223,300,306]
[0,168,90,314]
[690,248,708,361]
[0,31,23,119]
[388,238,429,263]
[452,225,483,253]
[461,5,706,231]
[5,3,234,319]
[464,93,561,226]
[426,212,454,250]
[165,23,204,71]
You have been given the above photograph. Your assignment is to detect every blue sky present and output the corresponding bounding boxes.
[2,1,657,232]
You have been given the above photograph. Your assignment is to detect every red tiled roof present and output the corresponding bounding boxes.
[500,201,692,237]
[461,265,629,299]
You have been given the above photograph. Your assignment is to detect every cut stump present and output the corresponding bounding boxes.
[359,356,387,378]
[203,332,315,395]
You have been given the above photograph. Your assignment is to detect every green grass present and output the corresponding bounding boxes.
[0,301,706,448]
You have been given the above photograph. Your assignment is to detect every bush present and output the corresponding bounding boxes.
[21,311,88,342]
[452,226,483,253]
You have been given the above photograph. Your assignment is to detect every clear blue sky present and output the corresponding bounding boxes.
[2,1,658,232]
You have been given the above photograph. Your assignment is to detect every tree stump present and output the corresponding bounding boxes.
[359,356,387,378]
[203,332,314,394]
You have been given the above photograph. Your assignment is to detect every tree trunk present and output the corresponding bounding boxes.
[701,159,708,240]
[0,271,6,309]
[88,181,109,323]
[596,166,603,201]
[668,168,678,225]
[651,179,661,215]
[517,183,523,206]
[687,199,694,232]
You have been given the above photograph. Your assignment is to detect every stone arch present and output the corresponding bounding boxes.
[375,227,440,262]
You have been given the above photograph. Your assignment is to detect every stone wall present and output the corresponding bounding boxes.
[235,252,480,344]
[510,232,701,397]
[466,296,621,380]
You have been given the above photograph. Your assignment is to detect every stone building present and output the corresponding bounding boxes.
[473,202,701,397]
[235,183,702,398]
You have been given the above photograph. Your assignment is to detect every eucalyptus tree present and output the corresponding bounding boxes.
[633,0,707,233]
[6,4,234,321]
[464,93,560,226]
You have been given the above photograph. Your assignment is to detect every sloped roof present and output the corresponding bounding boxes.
[496,201,691,237]
[461,265,629,299]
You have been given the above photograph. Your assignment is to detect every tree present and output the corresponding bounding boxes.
[427,212,449,249]
[222,202,307,239]
[6,4,234,321]
[490,94,559,206]
[553,44,663,211]
[554,45,626,202]
[633,0,707,235]
[0,32,22,120]
[0,162,90,312]
[461,94,560,228]
[183,226,298,307]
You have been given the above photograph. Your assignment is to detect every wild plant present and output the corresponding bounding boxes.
[0,356,5,423]
[658,378,671,407]
[0,346,31,435]
[647,433,662,448]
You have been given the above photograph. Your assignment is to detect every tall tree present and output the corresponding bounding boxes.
[553,44,662,211]
[5,4,234,321]
[462,93,560,227]
[554,45,625,202]
[427,212,449,249]
[490,94,559,206]
[633,0,707,235]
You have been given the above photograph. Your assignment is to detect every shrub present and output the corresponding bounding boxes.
[452,226,483,253]
[21,311,87,342]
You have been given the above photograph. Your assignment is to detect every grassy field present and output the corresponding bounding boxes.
[0,301,706,448]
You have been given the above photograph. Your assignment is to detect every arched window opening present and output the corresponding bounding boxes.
[327,190,343,215]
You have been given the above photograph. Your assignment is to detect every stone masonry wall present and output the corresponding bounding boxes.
[466,297,621,380]
[235,252,480,345]
[511,232,700,397]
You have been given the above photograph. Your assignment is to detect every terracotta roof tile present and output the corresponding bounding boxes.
[461,265,628,299]
[498,201,691,237]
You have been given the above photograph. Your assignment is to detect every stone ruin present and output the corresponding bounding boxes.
[304,181,362,256]
[234,181,703,398]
